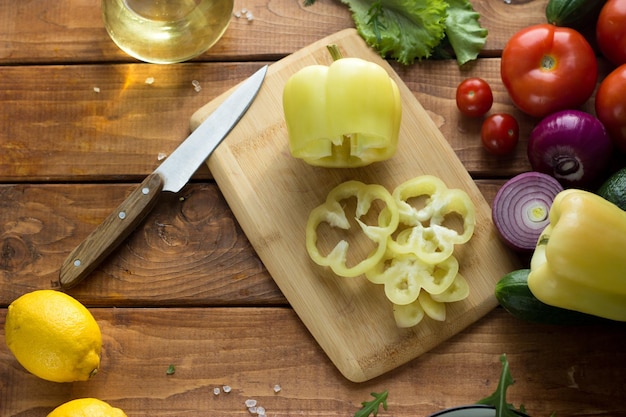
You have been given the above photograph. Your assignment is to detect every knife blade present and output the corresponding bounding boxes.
[59,65,268,289]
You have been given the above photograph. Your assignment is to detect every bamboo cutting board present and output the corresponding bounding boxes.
[190,29,521,382]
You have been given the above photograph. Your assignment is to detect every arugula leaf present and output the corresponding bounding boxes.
[476,354,524,417]
[355,391,388,417]
[477,354,557,417]
[443,0,488,65]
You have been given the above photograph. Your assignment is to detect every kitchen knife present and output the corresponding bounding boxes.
[59,65,268,289]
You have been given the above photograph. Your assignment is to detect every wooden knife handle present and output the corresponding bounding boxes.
[59,173,165,289]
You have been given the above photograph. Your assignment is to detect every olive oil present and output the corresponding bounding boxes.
[102,0,233,64]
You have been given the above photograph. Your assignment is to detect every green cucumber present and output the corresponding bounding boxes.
[545,0,606,26]
[597,167,626,211]
[495,269,609,325]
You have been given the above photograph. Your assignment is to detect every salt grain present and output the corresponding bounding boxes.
[245,399,257,408]
[213,387,221,395]
[222,385,232,393]
[273,384,281,393]
[145,77,155,85]
[234,7,254,21]
[192,80,202,92]
[93,87,100,93]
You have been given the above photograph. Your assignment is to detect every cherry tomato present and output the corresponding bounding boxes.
[501,24,597,118]
[597,0,626,67]
[455,77,493,117]
[481,113,519,155]
[595,64,626,153]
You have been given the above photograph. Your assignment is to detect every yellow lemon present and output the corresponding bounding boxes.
[4,289,102,383]
[47,398,127,417]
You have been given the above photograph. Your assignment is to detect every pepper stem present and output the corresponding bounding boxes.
[327,44,343,61]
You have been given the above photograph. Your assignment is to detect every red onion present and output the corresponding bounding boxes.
[492,172,564,252]
[527,109,613,188]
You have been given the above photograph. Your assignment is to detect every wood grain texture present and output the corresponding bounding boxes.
[0,60,536,182]
[190,29,521,382]
[0,182,278,306]
[0,0,549,64]
[1,307,625,417]
[60,173,165,289]
[0,180,504,306]
[2,0,626,414]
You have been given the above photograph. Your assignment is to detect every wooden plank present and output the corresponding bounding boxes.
[191,29,521,382]
[0,0,549,64]
[0,182,279,305]
[0,60,540,183]
[1,307,625,416]
[0,181,505,306]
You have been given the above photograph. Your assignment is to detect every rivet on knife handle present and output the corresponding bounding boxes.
[59,173,164,289]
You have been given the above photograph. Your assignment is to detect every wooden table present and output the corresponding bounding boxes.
[1,1,625,416]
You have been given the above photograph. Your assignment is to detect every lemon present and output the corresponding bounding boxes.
[4,289,102,383]
[47,398,127,417]
[597,167,626,210]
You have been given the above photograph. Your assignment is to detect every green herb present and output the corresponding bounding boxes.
[365,1,386,43]
[166,364,176,375]
[355,391,388,417]
[304,0,487,66]
[476,354,523,417]
[478,354,560,417]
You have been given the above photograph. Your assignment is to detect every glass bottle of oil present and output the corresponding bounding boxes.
[102,0,234,64]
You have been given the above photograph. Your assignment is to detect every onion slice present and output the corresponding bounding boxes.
[492,172,564,252]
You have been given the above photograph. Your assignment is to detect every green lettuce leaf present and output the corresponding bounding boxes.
[444,0,488,65]
[340,0,449,65]
[305,0,487,66]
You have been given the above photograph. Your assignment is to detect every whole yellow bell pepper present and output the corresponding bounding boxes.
[283,46,402,168]
[528,189,626,321]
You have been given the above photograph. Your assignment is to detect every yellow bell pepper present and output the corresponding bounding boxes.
[283,46,402,168]
[305,180,399,277]
[387,175,476,264]
[528,189,626,321]
[365,251,460,305]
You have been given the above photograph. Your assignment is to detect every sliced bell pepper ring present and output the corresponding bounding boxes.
[283,48,402,168]
[365,252,459,305]
[392,273,469,328]
[305,176,476,329]
[393,299,425,328]
[305,180,400,278]
[430,273,469,303]
[388,176,476,264]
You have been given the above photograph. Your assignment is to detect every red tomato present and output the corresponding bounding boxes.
[481,113,519,155]
[595,64,626,153]
[456,77,493,117]
[500,24,597,118]
[597,0,626,67]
